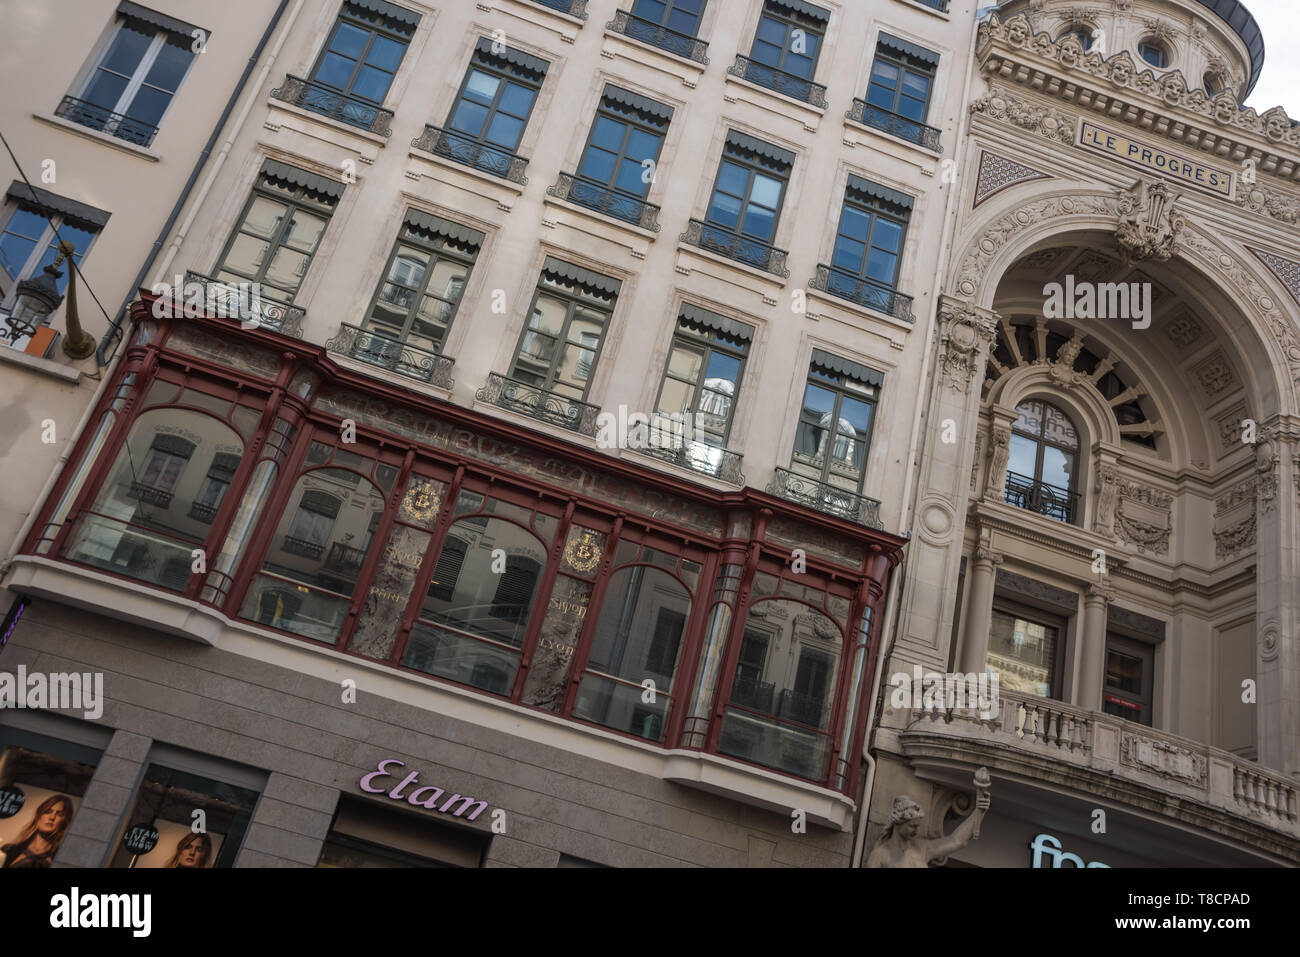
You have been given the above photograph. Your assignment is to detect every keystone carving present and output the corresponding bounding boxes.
[1115,178,1185,266]
[938,300,998,394]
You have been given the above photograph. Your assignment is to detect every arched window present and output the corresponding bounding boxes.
[1057,24,1095,51]
[1005,399,1080,524]
[1138,40,1168,69]
[1204,72,1224,95]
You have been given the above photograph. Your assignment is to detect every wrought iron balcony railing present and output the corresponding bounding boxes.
[767,467,883,529]
[324,322,455,390]
[727,55,828,108]
[680,219,790,278]
[412,125,530,185]
[282,535,325,560]
[54,96,160,147]
[731,676,776,715]
[1003,471,1079,524]
[810,264,915,322]
[476,373,601,437]
[913,0,949,9]
[637,439,745,486]
[846,98,943,152]
[606,10,709,64]
[547,173,661,231]
[181,272,306,338]
[323,541,367,576]
[529,0,588,17]
[188,501,219,524]
[270,75,394,136]
[129,483,173,509]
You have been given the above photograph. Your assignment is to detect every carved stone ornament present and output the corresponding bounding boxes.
[866,769,992,868]
[985,427,1011,499]
[969,89,1073,145]
[938,300,998,393]
[1120,733,1208,786]
[1093,463,1118,537]
[1215,514,1256,559]
[1235,187,1300,226]
[1115,178,1185,266]
[1256,439,1279,517]
[973,150,1051,208]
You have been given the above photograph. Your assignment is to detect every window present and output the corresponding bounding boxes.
[309,2,416,108]
[742,0,829,101]
[60,4,200,147]
[137,434,195,505]
[622,0,709,60]
[191,452,240,523]
[317,797,487,868]
[654,304,752,450]
[1138,40,1168,69]
[1204,72,1224,95]
[858,35,940,150]
[1004,399,1080,524]
[491,556,542,624]
[569,86,672,225]
[790,351,881,496]
[442,39,548,179]
[700,131,793,268]
[1104,634,1154,726]
[214,161,343,305]
[824,176,912,313]
[509,258,620,400]
[987,604,1064,699]
[0,729,104,870]
[285,491,342,558]
[359,211,483,363]
[630,0,706,37]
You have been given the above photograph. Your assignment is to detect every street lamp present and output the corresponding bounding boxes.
[6,240,95,359]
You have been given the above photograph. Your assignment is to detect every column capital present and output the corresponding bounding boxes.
[1085,582,1115,605]
[973,545,1003,567]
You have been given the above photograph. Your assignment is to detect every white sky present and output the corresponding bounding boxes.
[1241,0,1299,114]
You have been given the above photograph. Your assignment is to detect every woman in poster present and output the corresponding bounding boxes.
[164,831,213,868]
[0,793,74,868]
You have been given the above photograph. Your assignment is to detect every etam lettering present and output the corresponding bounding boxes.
[360,758,489,821]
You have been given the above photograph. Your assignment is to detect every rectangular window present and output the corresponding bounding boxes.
[790,351,881,496]
[0,728,104,869]
[742,0,830,102]
[59,3,203,147]
[630,0,706,37]
[654,304,752,450]
[620,0,709,61]
[441,39,548,179]
[568,86,672,225]
[858,34,940,149]
[1104,634,1154,726]
[309,1,417,106]
[509,258,621,400]
[358,211,483,366]
[987,603,1065,700]
[823,175,913,313]
[213,161,344,305]
[695,131,794,271]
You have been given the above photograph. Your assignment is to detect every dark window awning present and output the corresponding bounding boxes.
[846,174,913,212]
[878,32,939,69]
[346,0,421,28]
[260,160,345,202]
[475,37,549,81]
[117,1,205,38]
[542,257,622,298]
[602,85,674,126]
[725,130,795,169]
[404,209,485,250]
[767,0,830,24]
[679,303,754,343]
[150,433,196,458]
[6,182,110,230]
[811,348,883,388]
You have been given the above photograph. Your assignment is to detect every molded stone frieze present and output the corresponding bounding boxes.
[1115,178,1185,266]
[938,300,998,393]
[1236,187,1300,226]
[1114,479,1171,555]
[1215,514,1256,559]
[969,89,1073,145]
[1215,478,1256,515]
[973,150,1051,207]
[1120,733,1208,786]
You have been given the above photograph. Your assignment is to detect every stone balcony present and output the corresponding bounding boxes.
[897,689,1300,859]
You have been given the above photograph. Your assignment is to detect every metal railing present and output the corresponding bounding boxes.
[606,10,709,63]
[270,75,394,136]
[282,535,325,560]
[529,0,588,16]
[1003,470,1079,524]
[547,173,661,231]
[728,55,828,108]
[680,219,790,277]
[129,483,173,509]
[476,372,601,436]
[324,322,455,390]
[767,467,884,529]
[54,96,159,147]
[181,272,306,338]
[323,541,367,576]
[638,440,746,486]
[188,501,219,524]
[911,0,949,10]
[846,98,943,152]
[412,125,530,185]
[810,264,915,322]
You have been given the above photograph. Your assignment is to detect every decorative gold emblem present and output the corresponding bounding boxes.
[401,479,441,525]
[563,529,602,573]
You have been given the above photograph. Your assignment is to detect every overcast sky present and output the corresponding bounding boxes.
[1241,0,1298,114]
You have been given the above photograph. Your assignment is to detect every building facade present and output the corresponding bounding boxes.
[0,0,977,868]
[868,0,1300,867]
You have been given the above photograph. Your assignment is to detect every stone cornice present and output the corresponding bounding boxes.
[976,13,1300,185]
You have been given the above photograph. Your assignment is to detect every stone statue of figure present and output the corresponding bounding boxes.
[866,768,992,868]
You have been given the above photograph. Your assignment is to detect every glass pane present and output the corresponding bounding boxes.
[330,22,369,59]
[1042,402,1079,449]
[449,99,489,136]
[485,113,525,150]
[1007,433,1037,480]
[365,35,407,72]
[314,52,357,90]
[101,22,153,76]
[987,610,1058,697]
[349,524,432,661]
[351,65,394,103]
[742,204,775,242]
[666,343,703,381]
[716,162,748,197]
[626,128,661,163]
[578,147,616,184]
[870,60,899,88]
[241,197,289,239]
[1013,400,1045,436]
[585,566,690,686]
[839,205,871,242]
[590,116,625,151]
[1106,649,1143,694]
[464,70,499,104]
[748,174,782,209]
[527,294,567,336]
[283,210,327,253]
[264,247,310,290]
[832,236,865,273]
[707,192,741,230]
[82,71,130,111]
[1040,445,1074,492]
[874,218,903,253]
[498,83,536,120]
[866,247,898,285]
[657,377,694,416]
[520,574,593,710]
[0,210,44,278]
[143,40,194,93]
[125,85,171,127]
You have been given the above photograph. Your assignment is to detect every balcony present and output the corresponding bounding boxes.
[606,10,709,64]
[269,75,394,137]
[282,535,325,560]
[181,272,305,339]
[528,0,588,16]
[324,323,455,390]
[323,541,367,577]
[188,501,218,524]
[54,96,159,148]
[637,439,746,486]
[846,98,943,152]
[727,55,827,109]
[129,483,173,509]
[767,467,883,530]
[680,219,790,278]
[1003,471,1079,525]
[412,125,529,185]
[547,173,661,231]
[476,372,601,437]
[902,689,1300,853]
[810,265,915,322]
